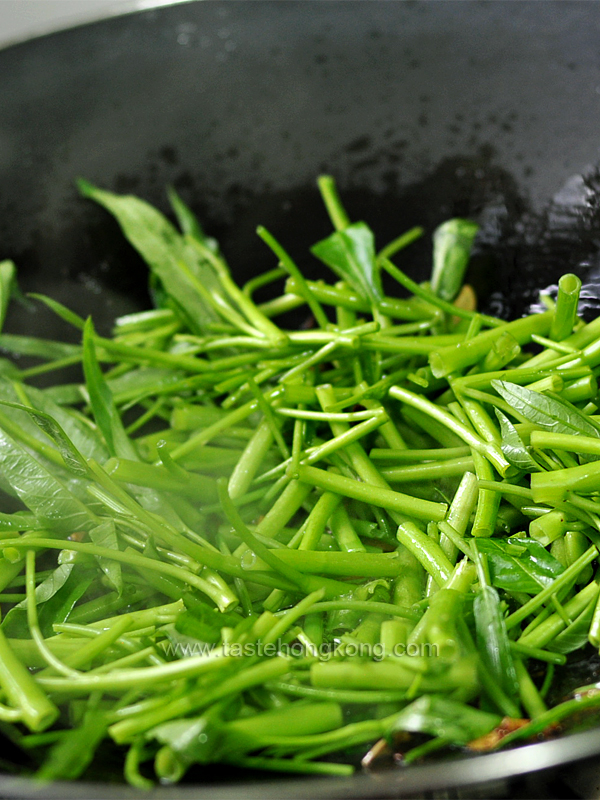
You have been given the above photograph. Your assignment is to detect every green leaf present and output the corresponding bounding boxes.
[20,382,109,464]
[38,568,95,636]
[4,564,94,638]
[89,519,123,595]
[0,399,89,477]
[3,562,89,638]
[430,219,479,302]
[28,293,85,331]
[0,510,39,532]
[551,595,597,654]
[35,710,108,781]
[83,319,137,461]
[473,585,519,697]
[150,715,221,768]
[311,222,382,307]
[15,563,74,610]
[475,537,565,594]
[168,187,218,250]
[387,694,500,744]
[0,379,72,461]
[0,378,107,473]
[0,358,20,380]
[0,333,80,361]
[492,380,600,443]
[43,383,85,406]
[495,408,541,473]
[0,426,96,534]
[78,181,223,334]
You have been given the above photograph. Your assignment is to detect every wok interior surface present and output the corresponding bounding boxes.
[3,0,600,795]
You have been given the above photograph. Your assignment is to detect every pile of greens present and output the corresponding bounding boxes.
[0,175,599,785]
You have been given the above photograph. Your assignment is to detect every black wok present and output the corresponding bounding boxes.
[2,1,600,796]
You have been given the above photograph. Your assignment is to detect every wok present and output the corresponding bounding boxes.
[2,1,600,795]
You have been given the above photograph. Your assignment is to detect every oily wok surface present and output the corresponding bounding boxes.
[2,1,600,795]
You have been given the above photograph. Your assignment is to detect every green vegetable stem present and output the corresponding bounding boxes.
[0,175,596,785]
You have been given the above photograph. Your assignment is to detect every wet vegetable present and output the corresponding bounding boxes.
[0,177,598,785]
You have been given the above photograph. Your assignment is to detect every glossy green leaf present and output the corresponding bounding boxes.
[550,594,597,654]
[311,222,382,307]
[78,180,221,334]
[0,380,69,459]
[474,585,519,697]
[0,510,39,532]
[22,383,108,464]
[3,562,77,637]
[492,380,600,440]
[107,367,185,406]
[0,426,96,533]
[11,564,74,613]
[0,399,89,477]
[150,714,221,770]
[495,408,541,473]
[5,564,94,639]
[38,568,96,637]
[476,537,565,594]
[83,319,137,461]
[28,294,85,331]
[0,377,106,473]
[387,694,500,744]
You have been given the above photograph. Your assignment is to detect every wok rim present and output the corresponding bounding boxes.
[0,0,193,51]
[0,722,600,797]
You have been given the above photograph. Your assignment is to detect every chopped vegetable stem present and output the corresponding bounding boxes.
[0,175,597,786]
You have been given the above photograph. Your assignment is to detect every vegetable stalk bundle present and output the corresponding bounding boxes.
[0,176,598,785]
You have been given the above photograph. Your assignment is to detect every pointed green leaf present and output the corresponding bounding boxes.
[0,426,96,533]
[78,180,222,334]
[495,408,541,473]
[476,537,565,594]
[311,222,382,307]
[474,585,519,698]
[168,186,217,251]
[388,694,500,744]
[0,333,80,361]
[20,382,108,464]
[38,568,95,636]
[83,319,138,461]
[16,564,74,609]
[492,380,600,439]
[28,294,85,330]
[550,595,597,654]
[0,399,89,477]
[3,563,75,637]
[35,710,108,781]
